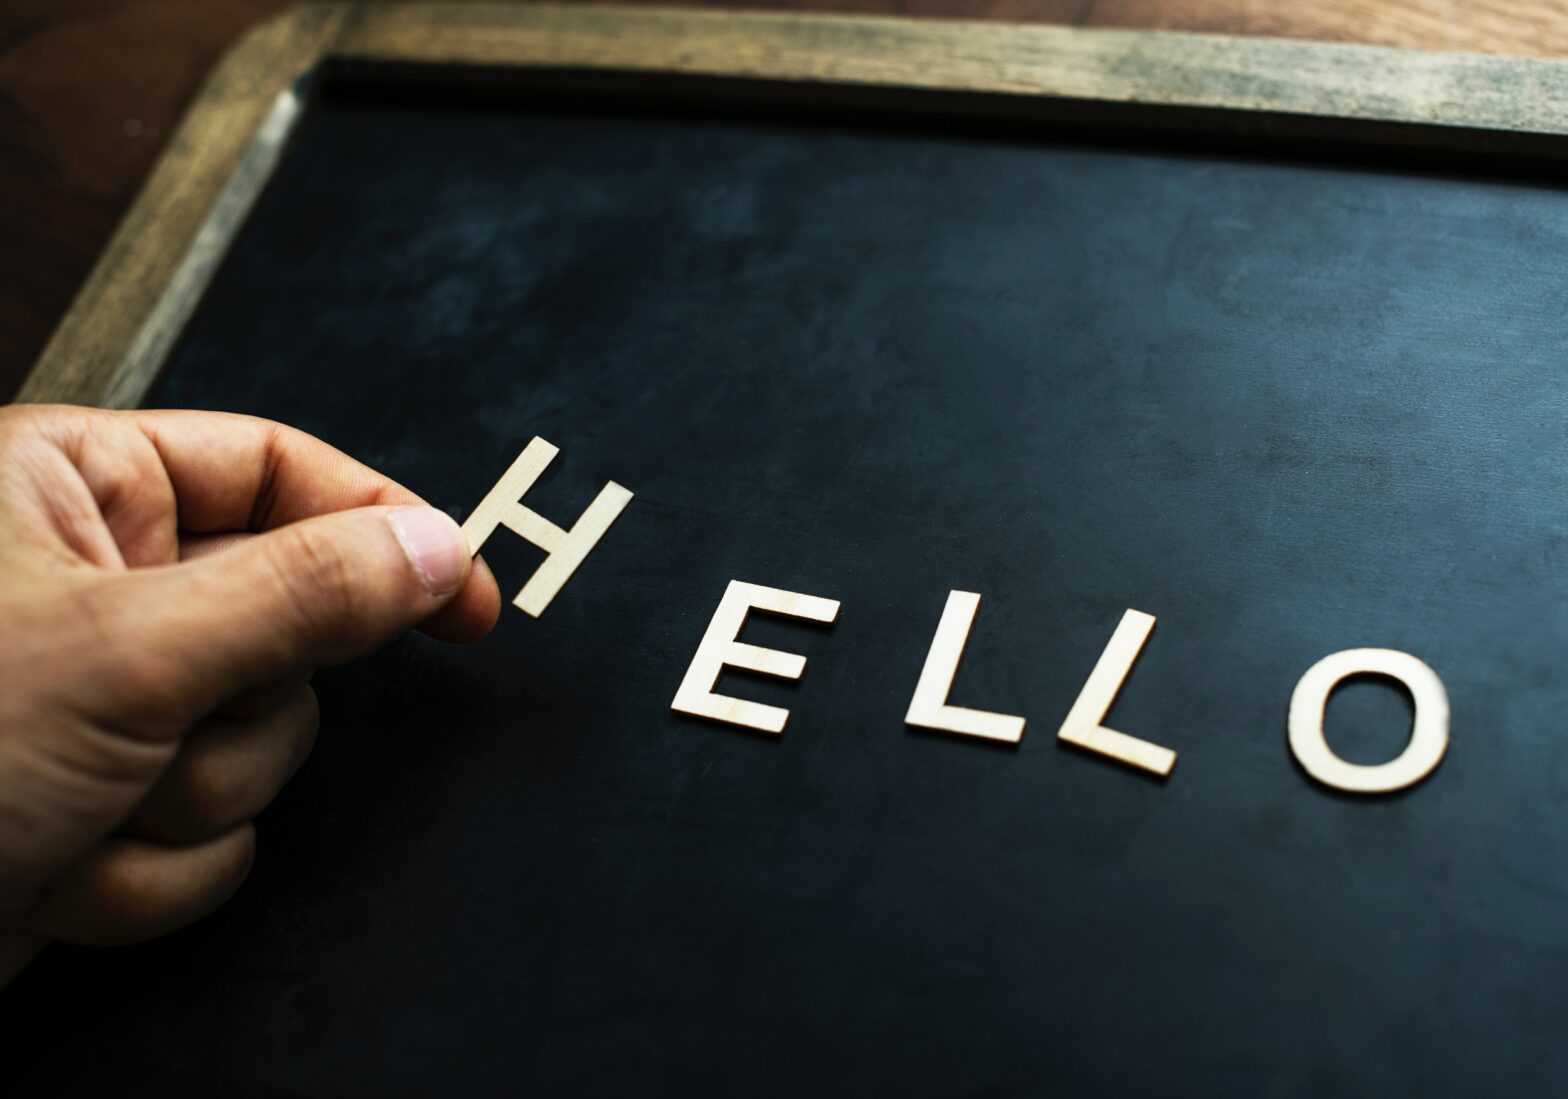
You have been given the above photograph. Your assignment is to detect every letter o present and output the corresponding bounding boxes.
[1288,648,1449,794]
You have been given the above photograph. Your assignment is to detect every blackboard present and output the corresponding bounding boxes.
[10,8,1568,1096]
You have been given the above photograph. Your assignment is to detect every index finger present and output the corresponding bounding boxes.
[132,409,415,532]
[132,409,500,641]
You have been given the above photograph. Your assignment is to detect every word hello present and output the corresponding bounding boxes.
[462,439,1451,796]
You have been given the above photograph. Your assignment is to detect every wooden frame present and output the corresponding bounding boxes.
[17,1,1568,408]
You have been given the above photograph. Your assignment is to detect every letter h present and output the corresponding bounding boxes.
[460,437,633,617]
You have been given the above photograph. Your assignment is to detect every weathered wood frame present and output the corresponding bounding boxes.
[17,1,1568,407]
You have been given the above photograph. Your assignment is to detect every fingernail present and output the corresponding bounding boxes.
[387,507,469,596]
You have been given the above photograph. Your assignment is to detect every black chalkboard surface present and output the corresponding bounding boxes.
[8,70,1568,1097]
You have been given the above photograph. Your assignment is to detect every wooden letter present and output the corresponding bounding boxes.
[671,580,840,734]
[1288,648,1449,794]
[461,437,633,617]
[905,591,1025,744]
[1057,609,1177,776]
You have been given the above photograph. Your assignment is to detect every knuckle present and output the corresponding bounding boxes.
[147,690,319,843]
[98,828,255,945]
[106,646,207,736]
[97,859,166,933]
[171,760,242,838]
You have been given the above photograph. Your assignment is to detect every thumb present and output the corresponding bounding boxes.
[102,505,471,731]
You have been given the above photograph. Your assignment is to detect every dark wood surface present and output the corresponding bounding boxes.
[3,0,1567,400]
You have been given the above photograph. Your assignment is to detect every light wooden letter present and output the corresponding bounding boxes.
[671,580,840,734]
[461,437,633,617]
[1057,609,1177,776]
[1288,648,1449,794]
[905,591,1025,744]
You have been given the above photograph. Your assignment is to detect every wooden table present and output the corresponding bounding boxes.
[3,0,1565,400]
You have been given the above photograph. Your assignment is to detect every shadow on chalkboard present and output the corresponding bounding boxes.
[313,58,1568,187]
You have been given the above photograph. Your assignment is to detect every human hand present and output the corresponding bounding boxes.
[0,405,500,985]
